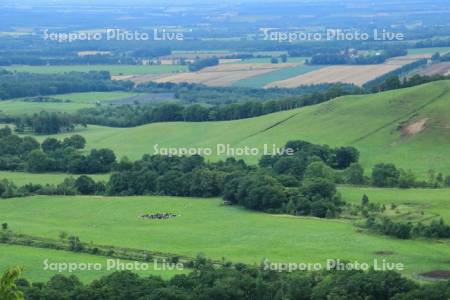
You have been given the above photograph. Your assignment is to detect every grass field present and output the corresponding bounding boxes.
[4,65,188,75]
[232,64,323,88]
[0,171,110,186]
[0,195,447,279]
[0,91,137,114]
[339,186,450,223]
[0,244,186,283]
[408,47,450,55]
[32,80,450,178]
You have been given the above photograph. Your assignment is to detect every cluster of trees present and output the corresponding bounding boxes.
[260,141,360,176]
[413,38,450,49]
[351,194,450,240]
[0,177,104,199]
[13,263,450,300]
[0,138,364,218]
[366,216,450,239]
[0,47,171,66]
[131,47,172,60]
[370,163,450,188]
[364,59,428,91]
[0,128,116,174]
[136,81,361,105]
[0,70,133,100]
[225,173,342,218]
[308,48,407,65]
[77,84,357,127]
[430,52,450,62]
[103,140,359,217]
[9,111,85,134]
[106,155,244,197]
[375,73,450,92]
[188,57,219,72]
[0,138,358,218]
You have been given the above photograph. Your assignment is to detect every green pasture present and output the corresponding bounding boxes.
[0,195,448,279]
[0,91,137,114]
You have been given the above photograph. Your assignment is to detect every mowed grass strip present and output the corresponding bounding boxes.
[0,171,110,186]
[0,195,448,278]
[0,244,186,283]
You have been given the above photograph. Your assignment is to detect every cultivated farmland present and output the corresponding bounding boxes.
[266,55,428,88]
[152,63,300,86]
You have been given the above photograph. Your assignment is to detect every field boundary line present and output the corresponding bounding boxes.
[243,111,301,140]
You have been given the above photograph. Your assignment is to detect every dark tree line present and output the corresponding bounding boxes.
[8,111,86,134]
[0,128,115,174]
[308,48,407,65]
[0,47,171,66]
[370,163,450,189]
[0,70,133,100]
[363,59,428,90]
[16,262,450,300]
[136,81,361,105]
[375,73,450,92]
[366,216,450,239]
[103,140,360,218]
[0,136,360,218]
[76,84,357,127]
[188,57,219,72]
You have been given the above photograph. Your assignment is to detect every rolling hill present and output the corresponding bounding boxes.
[37,80,450,178]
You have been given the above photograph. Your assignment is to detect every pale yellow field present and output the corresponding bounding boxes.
[265,55,428,88]
[112,73,171,85]
[152,63,298,86]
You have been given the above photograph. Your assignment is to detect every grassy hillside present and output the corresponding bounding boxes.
[35,80,450,178]
[0,195,447,278]
[0,244,186,283]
